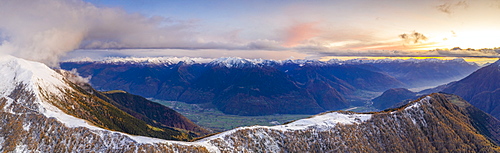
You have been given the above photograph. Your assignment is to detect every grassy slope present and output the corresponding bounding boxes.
[43,81,194,141]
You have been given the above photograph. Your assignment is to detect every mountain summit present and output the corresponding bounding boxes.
[0,56,209,152]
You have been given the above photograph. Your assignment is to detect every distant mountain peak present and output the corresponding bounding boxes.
[209,57,262,68]
[63,56,478,67]
[68,56,214,65]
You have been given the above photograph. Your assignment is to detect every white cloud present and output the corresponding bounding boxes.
[0,0,198,66]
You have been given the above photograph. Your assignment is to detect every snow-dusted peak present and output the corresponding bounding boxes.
[404,96,431,111]
[102,57,214,65]
[0,55,179,144]
[63,56,478,68]
[209,57,262,68]
[281,59,328,66]
[0,55,69,98]
[67,56,214,65]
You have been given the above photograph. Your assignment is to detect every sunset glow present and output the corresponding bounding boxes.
[436,30,500,49]
[0,0,499,65]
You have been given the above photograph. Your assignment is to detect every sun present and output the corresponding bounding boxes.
[436,30,500,49]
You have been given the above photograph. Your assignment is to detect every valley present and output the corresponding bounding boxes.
[61,57,478,117]
[153,99,310,132]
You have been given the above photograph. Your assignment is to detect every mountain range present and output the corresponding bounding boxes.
[352,58,478,88]
[1,55,498,152]
[1,56,499,152]
[60,57,478,115]
[372,60,500,120]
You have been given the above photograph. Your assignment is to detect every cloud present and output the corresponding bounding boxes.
[435,48,500,57]
[436,0,469,14]
[0,0,198,66]
[399,31,428,44]
[246,39,285,50]
[304,47,500,58]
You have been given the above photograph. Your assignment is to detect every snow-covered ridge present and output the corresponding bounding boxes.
[404,96,431,111]
[272,112,372,130]
[0,55,69,99]
[0,55,103,129]
[0,55,167,144]
[64,56,475,67]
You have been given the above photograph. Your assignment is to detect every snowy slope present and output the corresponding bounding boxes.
[0,55,75,120]
[0,56,184,140]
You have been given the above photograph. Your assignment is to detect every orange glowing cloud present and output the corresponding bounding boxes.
[283,22,320,47]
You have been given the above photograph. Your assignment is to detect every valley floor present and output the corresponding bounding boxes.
[153,99,380,133]
[152,99,310,132]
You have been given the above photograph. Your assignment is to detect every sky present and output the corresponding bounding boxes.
[1,0,500,66]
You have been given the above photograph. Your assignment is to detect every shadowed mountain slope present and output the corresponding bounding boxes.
[102,90,210,135]
[442,60,500,119]
[372,88,417,110]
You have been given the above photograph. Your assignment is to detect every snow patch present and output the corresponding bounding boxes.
[126,135,169,144]
[199,112,372,142]
[405,96,431,111]
[271,112,372,131]
[14,144,28,152]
